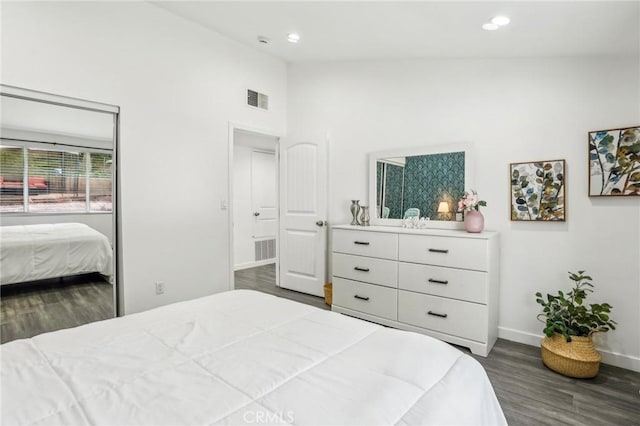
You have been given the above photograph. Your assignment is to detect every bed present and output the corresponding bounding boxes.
[0,223,113,285]
[0,290,506,425]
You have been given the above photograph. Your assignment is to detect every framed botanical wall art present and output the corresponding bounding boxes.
[510,160,566,221]
[588,126,640,196]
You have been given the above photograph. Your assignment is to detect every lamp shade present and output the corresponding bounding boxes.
[437,201,450,213]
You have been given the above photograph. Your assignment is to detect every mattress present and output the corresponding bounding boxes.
[0,290,506,425]
[0,223,112,285]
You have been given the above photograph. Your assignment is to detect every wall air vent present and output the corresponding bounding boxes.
[247,89,269,110]
[255,239,276,261]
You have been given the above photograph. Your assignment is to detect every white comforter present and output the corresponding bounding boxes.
[1,290,506,425]
[0,223,112,285]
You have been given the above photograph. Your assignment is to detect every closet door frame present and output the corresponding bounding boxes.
[0,84,123,316]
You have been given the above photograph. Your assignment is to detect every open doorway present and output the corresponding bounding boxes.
[229,126,329,310]
[231,128,279,292]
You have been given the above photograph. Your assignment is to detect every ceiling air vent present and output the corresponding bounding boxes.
[247,89,269,110]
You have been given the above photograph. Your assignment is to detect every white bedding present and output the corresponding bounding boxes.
[0,223,113,285]
[0,290,506,425]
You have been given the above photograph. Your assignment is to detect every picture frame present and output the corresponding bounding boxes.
[588,126,640,196]
[510,159,566,221]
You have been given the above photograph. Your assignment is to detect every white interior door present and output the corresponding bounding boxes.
[279,137,327,296]
[251,150,277,239]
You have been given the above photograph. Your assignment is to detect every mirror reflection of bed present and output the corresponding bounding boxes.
[0,87,118,343]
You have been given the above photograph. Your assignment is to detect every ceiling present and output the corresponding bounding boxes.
[153,1,640,63]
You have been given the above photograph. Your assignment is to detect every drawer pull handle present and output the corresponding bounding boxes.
[354,267,370,272]
[354,241,370,246]
[427,311,448,318]
[428,248,449,254]
[428,278,449,285]
[354,295,370,301]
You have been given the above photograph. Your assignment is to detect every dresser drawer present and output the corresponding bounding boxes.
[398,291,487,342]
[398,234,488,271]
[333,253,398,288]
[333,229,398,260]
[398,263,488,303]
[333,277,397,320]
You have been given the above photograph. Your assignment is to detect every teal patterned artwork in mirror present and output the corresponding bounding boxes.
[404,152,465,219]
[376,152,465,220]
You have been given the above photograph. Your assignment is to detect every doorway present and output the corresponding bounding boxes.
[230,127,279,291]
[228,123,329,307]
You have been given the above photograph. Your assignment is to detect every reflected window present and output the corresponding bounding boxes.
[88,152,113,212]
[0,146,25,212]
[0,145,112,213]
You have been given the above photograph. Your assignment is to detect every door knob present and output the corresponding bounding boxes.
[315,220,327,227]
[254,212,260,216]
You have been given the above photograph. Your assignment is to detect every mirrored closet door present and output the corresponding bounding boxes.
[0,85,120,343]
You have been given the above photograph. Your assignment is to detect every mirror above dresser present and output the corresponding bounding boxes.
[368,143,475,229]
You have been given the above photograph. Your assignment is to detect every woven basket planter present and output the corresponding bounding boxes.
[541,333,601,378]
[323,282,333,306]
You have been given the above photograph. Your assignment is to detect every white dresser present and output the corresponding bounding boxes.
[331,224,500,356]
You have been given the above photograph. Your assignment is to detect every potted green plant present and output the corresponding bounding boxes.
[535,270,616,378]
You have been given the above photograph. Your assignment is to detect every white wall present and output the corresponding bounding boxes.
[1,95,114,143]
[1,2,286,314]
[287,57,640,370]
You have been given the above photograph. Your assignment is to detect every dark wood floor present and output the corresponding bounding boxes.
[472,338,640,426]
[1,273,114,344]
[236,264,640,426]
[234,263,330,311]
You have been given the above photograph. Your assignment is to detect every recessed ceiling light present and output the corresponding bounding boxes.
[287,33,300,43]
[482,23,499,31]
[491,16,511,26]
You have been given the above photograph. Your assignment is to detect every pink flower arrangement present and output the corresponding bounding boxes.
[458,189,487,212]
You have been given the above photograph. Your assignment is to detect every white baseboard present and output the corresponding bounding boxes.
[498,326,542,347]
[498,326,640,373]
[233,259,276,271]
